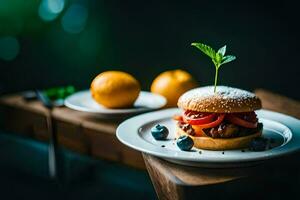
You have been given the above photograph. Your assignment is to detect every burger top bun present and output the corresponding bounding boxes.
[177,86,261,113]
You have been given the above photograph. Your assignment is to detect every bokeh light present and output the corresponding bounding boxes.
[61,4,88,34]
[38,0,65,22]
[0,36,20,61]
[48,0,65,14]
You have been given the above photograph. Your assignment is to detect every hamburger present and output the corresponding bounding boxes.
[174,86,263,150]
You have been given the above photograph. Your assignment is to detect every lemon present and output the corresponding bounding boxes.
[151,69,198,107]
[90,71,140,108]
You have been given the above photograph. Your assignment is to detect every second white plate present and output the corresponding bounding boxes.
[64,90,167,117]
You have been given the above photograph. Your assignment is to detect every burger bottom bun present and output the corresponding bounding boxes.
[176,126,262,150]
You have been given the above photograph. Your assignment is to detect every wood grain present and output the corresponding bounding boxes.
[0,93,144,169]
[143,154,185,200]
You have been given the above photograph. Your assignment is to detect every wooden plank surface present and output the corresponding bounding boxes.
[1,88,300,194]
[143,89,300,199]
[0,93,145,169]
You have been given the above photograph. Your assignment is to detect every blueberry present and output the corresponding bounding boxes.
[151,124,169,140]
[249,137,268,151]
[177,135,194,151]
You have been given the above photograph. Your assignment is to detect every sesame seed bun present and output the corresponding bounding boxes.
[176,125,262,150]
[177,86,261,113]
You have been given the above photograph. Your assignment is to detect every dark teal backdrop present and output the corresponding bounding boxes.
[0,0,299,99]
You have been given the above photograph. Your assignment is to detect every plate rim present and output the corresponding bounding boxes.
[116,108,300,164]
[64,90,167,114]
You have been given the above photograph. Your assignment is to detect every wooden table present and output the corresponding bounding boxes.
[1,89,300,199]
[0,93,145,169]
[143,89,300,200]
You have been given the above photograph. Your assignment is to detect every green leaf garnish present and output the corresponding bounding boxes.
[221,55,236,65]
[217,45,226,56]
[191,42,236,93]
[191,43,216,59]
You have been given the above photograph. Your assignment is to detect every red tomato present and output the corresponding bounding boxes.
[192,114,225,131]
[226,114,257,128]
[234,112,258,123]
[183,111,215,125]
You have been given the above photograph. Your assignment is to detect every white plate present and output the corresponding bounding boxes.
[117,109,300,168]
[64,90,166,117]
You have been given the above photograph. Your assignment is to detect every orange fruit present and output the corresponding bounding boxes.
[151,69,198,107]
[90,71,140,108]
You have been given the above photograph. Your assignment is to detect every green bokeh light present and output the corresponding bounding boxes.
[61,4,88,34]
[48,0,65,14]
[38,0,65,22]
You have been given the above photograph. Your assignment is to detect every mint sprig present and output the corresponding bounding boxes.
[191,42,236,93]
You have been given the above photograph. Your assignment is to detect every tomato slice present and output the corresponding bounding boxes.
[183,111,215,125]
[226,114,257,128]
[192,114,225,132]
[234,112,258,123]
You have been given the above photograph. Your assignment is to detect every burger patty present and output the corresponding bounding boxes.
[177,122,196,136]
[178,121,263,138]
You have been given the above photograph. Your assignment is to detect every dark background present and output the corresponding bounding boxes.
[0,0,299,99]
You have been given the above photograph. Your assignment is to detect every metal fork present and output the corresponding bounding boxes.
[35,90,62,181]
